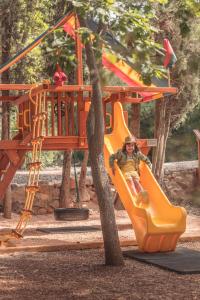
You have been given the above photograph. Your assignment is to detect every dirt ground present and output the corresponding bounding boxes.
[0,208,199,300]
[0,242,199,300]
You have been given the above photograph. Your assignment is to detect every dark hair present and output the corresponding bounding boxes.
[122,142,139,154]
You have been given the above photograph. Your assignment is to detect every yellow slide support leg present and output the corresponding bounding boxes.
[104,102,187,252]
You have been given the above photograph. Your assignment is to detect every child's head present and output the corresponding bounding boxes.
[122,136,138,153]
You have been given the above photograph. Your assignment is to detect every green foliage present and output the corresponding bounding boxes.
[42,30,76,78]
[69,0,168,84]
[166,102,200,161]
[156,1,200,131]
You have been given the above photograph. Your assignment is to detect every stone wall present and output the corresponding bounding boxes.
[163,161,198,202]
[11,168,96,215]
[10,161,199,214]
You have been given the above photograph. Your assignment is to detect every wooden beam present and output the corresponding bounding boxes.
[103,86,178,94]
[0,150,26,201]
[0,84,178,95]
[0,137,88,151]
[75,15,83,85]
[0,136,157,155]
[0,84,33,90]
[4,150,20,166]
[47,85,178,94]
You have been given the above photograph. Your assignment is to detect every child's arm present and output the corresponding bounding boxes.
[109,150,122,174]
[138,151,152,169]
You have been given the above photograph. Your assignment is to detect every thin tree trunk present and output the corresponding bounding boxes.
[3,187,12,219]
[1,3,12,218]
[79,150,89,202]
[79,16,124,266]
[59,150,72,208]
[130,103,140,138]
[59,68,74,208]
[152,100,162,170]
[152,97,172,182]
[2,98,12,218]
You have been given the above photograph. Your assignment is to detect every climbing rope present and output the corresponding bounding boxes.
[0,86,47,243]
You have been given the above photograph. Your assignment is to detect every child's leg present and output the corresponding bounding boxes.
[133,178,149,205]
[126,179,137,197]
[133,179,145,193]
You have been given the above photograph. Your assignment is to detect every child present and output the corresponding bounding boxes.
[109,136,152,206]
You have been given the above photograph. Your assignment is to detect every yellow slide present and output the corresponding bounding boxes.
[104,102,187,252]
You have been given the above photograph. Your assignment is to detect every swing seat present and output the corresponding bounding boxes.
[54,207,89,221]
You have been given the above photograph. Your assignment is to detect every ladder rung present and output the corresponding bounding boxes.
[21,209,33,214]
[33,112,47,122]
[31,136,44,145]
[27,161,42,170]
[25,185,39,192]
[11,230,23,239]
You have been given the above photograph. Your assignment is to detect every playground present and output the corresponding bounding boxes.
[0,2,200,299]
[0,209,199,252]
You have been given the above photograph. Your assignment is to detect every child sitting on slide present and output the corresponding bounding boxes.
[109,136,152,206]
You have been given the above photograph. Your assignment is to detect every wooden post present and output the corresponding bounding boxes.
[75,15,83,85]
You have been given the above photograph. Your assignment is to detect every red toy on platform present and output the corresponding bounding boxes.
[53,63,67,86]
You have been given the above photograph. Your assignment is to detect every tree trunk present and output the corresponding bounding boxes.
[59,150,72,208]
[130,103,140,138]
[1,3,12,218]
[79,150,89,202]
[152,97,172,182]
[79,16,124,266]
[3,187,12,219]
[2,98,12,219]
[152,100,162,171]
[59,68,75,208]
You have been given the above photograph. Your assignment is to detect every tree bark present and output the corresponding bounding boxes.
[152,97,172,182]
[79,150,89,202]
[59,68,75,208]
[130,103,140,138]
[1,2,12,218]
[79,16,124,266]
[59,150,72,208]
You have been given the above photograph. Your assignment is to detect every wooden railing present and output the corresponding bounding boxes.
[15,86,90,149]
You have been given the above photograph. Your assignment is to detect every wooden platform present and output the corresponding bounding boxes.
[0,212,199,254]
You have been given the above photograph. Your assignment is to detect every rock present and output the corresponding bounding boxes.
[80,189,90,202]
[38,184,50,194]
[88,190,96,200]
[12,201,22,214]
[11,186,25,204]
[51,200,59,208]
[38,208,47,215]
[47,206,54,214]
[52,187,60,199]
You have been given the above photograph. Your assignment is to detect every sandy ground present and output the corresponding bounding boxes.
[0,210,199,299]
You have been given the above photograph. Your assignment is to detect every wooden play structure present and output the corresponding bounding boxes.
[0,12,185,251]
